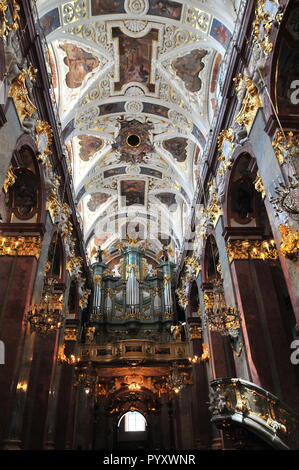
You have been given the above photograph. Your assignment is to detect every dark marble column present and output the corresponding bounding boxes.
[188,320,213,449]
[22,331,59,449]
[231,258,299,411]
[160,395,171,449]
[0,255,37,447]
[72,386,94,449]
[54,339,77,449]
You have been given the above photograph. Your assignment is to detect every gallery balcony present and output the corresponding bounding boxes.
[79,339,191,364]
[209,378,299,450]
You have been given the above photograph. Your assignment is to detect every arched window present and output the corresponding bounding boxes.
[118,411,147,432]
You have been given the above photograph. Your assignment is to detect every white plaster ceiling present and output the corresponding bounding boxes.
[37,0,239,261]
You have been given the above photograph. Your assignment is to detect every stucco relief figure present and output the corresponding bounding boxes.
[59,44,99,89]
[172,49,208,92]
[78,135,104,161]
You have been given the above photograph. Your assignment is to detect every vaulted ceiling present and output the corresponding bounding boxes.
[36,0,238,262]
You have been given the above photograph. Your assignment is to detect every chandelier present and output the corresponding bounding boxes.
[204,279,240,336]
[166,363,185,394]
[58,345,80,365]
[270,176,299,221]
[25,279,64,334]
[74,367,97,395]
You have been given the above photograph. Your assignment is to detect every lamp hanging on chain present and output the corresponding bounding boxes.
[25,279,65,334]
[204,279,240,336]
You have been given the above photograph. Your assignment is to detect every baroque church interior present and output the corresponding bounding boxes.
[1,0,299,451]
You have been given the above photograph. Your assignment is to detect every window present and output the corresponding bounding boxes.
[122,411,146,432]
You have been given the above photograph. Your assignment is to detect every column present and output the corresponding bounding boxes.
[0,247,39,447]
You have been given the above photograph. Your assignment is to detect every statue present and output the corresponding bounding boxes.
[97,246,103,263]
[170,325,182,341]
[161,245,169,262]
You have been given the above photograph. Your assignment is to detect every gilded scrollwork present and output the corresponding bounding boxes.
[209,378,299,445]
[35,120,53,168]
[0,236,41,257]
[279,225,299,261]
[0,0,19,37]
[3,165,16,193]
[226,239,278,262]
[252,0,283,56]
[272,130,299,166]
[8,65,37,123]
[233,74,263,134]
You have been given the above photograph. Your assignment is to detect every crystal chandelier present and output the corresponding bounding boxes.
[25,279,64,334]
[204,279,240,336]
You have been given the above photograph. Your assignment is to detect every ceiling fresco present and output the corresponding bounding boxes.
[36,0,238,262]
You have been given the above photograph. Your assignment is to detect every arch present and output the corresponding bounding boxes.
[118,411,147,432]
[5,133,46,224]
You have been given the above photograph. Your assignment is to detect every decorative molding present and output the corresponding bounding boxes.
[0,236,41,257]
[226,239,278,262]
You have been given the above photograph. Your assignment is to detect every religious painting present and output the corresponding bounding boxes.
[210,53,222,111]
[112,119,154,163]
[285,6,299,41]
[163,137,188,162]
[155,193,177,211]
[172,50,208,92]
[59,43,99,88]
[210,18,232,49]
[148,0,182,20]
[210,53,222,94]
[91,0,125,16]
[87,192,111,212]
[120,180,145,206]
[231,177,255,224]
[112,28,158,92]
[100,102,125,115]
[140,167,162,179]
[78,135,104,161]
[47,47,58,89]
[104,167,126,179]
[11,168,38,219]
[40,8,60,36]
[143,102,169,118]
